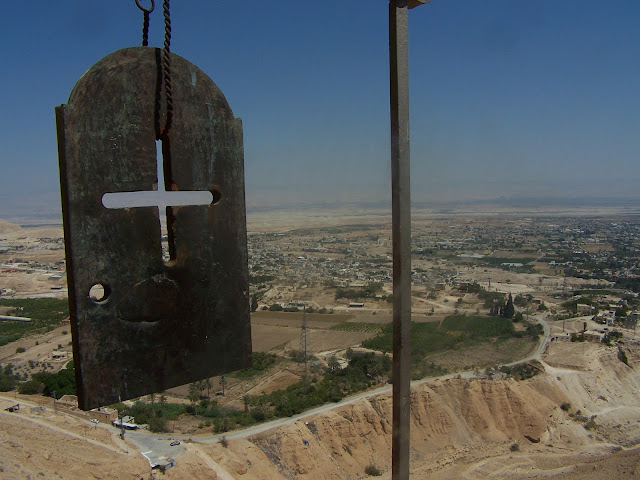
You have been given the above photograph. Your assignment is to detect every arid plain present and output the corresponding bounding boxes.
[2,205,640,479]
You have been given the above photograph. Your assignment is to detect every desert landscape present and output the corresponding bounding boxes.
[2,207,640,479]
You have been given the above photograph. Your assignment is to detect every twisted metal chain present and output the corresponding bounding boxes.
[135,0,172,138]
[161,0,173,138]
[135,0,155,46]
[142,10,150,46]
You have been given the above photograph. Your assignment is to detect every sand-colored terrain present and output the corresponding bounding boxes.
[0,397,150,479]
[3,212,640,478]
[2,341,640,479]
[191,342,640,480]
[0,222,67,298]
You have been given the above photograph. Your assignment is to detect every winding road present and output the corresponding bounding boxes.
[126,313,552,460]
[1,313,552,470]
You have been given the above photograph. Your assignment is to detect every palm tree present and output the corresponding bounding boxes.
[159,393,167,418]
[148,392,155,417]
[188,383,200,410]
[196,379,206,395]
[204,378,213,399]
[220,375,227,396]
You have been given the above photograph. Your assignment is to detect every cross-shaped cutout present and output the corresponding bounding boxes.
[57,46,251,409]
[102,140,215,262]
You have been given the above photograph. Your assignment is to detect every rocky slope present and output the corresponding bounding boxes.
[195,342,640,480]
[3,341,640,479]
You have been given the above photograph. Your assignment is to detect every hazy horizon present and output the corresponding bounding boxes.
[2,2,640,224]
[4,192,640,226]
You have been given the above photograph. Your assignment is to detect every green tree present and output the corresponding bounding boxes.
[196,379,207,396]
[502,293,515,319]
[204,377,213,399]
[148,416,168,433]
[148,393,155,417]
[327,355,340,372]
[616,307,629,318]
[159,393,167,418]
[220,375,227,396]
[188,383,200,409]
[18,379,43,395]
[514,294,528,307]
[32,362,75,398]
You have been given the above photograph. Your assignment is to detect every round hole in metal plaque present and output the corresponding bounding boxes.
[89,283,111,304]
[211,187,222,205]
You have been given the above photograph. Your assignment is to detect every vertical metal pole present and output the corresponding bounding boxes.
[389,2,412,479]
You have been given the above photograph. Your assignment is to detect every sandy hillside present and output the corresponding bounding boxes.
[2,341,640,479]
[0,219,24,234]
[0,398,150,479]
[191,342,640,480]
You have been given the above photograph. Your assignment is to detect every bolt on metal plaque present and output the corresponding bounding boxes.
[56,47,251,410]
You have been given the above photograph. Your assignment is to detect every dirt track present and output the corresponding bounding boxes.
[3,215,640,478]
[3,340,640,479]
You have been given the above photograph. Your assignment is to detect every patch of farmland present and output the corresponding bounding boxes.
[251,311,350,329]
[252,324,301,352]
[331,322,385,333]
[346,313,393,324]
[286,329,377,353]
[244,369,301,396]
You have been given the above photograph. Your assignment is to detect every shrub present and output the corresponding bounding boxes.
[213,417,230,433]
[560,402,571,411]
[219,436,228,448]
[0,374,17,392]
[18,379,44,395]
[15,347,25,353]
[584,418,597,430]
[231,352,277,378]
[618,346,629,366]
[148,417,168,433]
[32,362,75,398]
[510,442,520,452]
[364,465,382,476]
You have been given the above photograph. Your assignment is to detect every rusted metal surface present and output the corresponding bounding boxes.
[56,46,251,410]
[390,2,412,479]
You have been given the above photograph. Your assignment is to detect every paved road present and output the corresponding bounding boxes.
[132,313,553,449]
[3,314,553,468]
[126,430,186,466]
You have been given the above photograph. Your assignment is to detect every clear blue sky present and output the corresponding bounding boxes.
[2,1,640,221]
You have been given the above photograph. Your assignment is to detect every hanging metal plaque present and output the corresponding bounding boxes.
[56,47,251,410]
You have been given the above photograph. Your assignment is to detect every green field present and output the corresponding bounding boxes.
[330,322,383,333]
[362,314,524,378]
[0,298,68,346]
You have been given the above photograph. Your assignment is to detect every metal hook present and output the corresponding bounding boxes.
[135,0,155,13]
